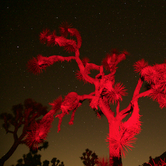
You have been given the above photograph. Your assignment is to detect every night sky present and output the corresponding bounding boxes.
[1,0,166,166]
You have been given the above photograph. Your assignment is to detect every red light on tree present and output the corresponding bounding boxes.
[0,99,49,165]
[24,96,62,150]
[27,23,166,166]
[24,109,56,150]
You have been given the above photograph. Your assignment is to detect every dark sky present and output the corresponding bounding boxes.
[0,0,166,166]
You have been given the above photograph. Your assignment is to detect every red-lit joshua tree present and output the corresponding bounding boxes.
[27,22,166,166]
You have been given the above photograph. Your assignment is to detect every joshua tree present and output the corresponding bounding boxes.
[0,99,48,166]
[80,148,98,166]
[26,22,166,166]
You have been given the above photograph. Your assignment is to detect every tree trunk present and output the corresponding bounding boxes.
[108,120,122,166]
[0,140,20,166]
[0,134,25,166]
[109,155,122,166]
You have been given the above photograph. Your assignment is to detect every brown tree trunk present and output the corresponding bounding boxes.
[110,155,122,166]
[0,134,25,166]
[0,140,20,166]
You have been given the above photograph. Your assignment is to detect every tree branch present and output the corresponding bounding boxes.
[75,54,95,84]
[27,55,76,74]
[133,89,153,101]
[6,129,14,134]
[120,78,153,119]
[116,100,120,116]
[119,77,143,118]
[132,77,143,98]
[119,103,133,120]
[98,98,114,122]
[79,92,95,101]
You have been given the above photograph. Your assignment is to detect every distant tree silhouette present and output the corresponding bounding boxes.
[80,148,98,166]
[80,148,110,166]
[11,141,64,166]
[0,99,49,166]
[26,22,166,166]
[51,157,64,166]
[139,151,166,166]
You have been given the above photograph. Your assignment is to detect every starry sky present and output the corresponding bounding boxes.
[0,0,166,166]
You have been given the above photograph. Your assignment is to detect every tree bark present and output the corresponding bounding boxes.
[110,155,122,166]
[108,120,122,166]
[0,140,21,166]
[0,134,25,166]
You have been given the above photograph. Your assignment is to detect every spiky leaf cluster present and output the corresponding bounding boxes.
[96,157,110,166]
[102,82,127,104]
[24,109,56,150]
[102,50,128,72]
[134,60,166,108]
[39,22,82,52]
